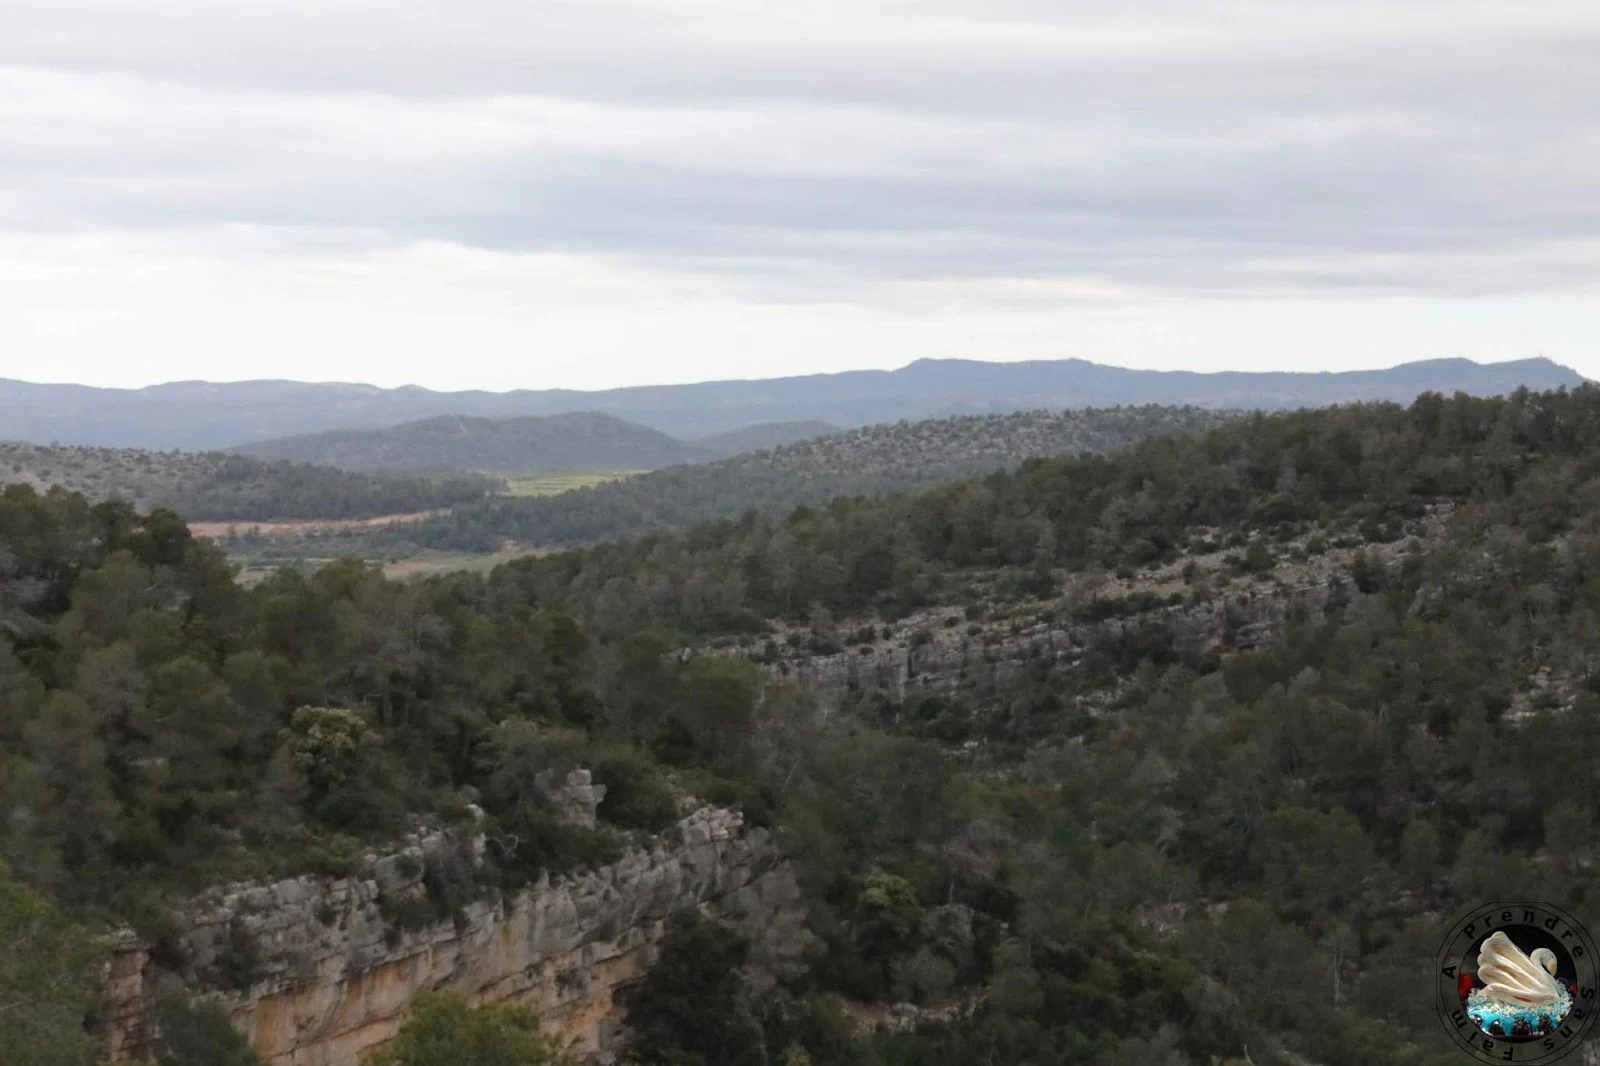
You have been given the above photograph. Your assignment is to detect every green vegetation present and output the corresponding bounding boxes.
[231,549,544,588]
[232,411,706,473]
[8,385,1600,1065]
[368,993,571,1066]
[503,471,641,497]
[0,442,495,522]
[624,913,767,1065]
[439,394,1513,633]
[153,996,266,1066]
[0,863,105,1066]
[0,483,755,919]
[226,405,1236,558]
[694,420,840,459]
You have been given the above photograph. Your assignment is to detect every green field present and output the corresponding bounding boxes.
[216,470,647,583]
[233,547,546,586]
[498,470,644,497]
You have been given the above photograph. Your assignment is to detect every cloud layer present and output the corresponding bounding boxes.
[2,1,1598,386]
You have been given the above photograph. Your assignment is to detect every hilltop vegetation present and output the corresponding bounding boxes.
[8,386,1600,1064]
[693,420,839,458]
[231,411,708,473]
[239,405,1235,557]
[477,387,1600,637]
[0,442,494,522]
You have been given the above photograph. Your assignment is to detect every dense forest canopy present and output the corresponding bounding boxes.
[471,387,1600,637]
[0,442,496,522]
[5,385,1600,1065]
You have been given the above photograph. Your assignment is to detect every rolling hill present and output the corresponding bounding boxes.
[231,411,710,473]
[0,442,495,521]
[0,355,1581,449]
[224,405,1239,556]
[692,420,840,458]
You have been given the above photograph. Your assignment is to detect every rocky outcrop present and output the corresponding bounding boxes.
[107,806,811,1066]
[536,767,608,829]
[742,573,1363,714]
[721,525,1446,716]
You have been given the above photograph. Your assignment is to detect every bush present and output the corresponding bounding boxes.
[489,809,625,890]
[368,992,570,1066]
[155,994,265,1066]
[0,863,105,1066]
[593,749,680,833]
[209,921,263,992]
[622,913,765,1066]
[276,706,403,834]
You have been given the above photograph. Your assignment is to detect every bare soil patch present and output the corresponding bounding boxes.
[188,509,446,538]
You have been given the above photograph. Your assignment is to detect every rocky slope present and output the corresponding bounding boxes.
[106,803,811,1066]
[696,508,1484,722]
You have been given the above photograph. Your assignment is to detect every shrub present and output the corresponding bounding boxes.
[592,749,679,833]
[622,913,765,1066]
[368,992,570,1066]
[155,994,265,1066]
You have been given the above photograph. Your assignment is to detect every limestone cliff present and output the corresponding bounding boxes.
[107,806,810,1066]
[717,530,1418,714]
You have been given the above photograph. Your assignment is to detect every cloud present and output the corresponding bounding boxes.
[1,0,1598,387]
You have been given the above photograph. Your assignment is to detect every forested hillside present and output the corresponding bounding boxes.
[693,420,840,458]
[234,405,1235,557]
[7,386,1600,1066]
[0,442,495,522]
[231,411,708,473]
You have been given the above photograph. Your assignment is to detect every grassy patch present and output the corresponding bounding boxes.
[229,548,545,585]
[498,471,644,497]
[380,549,545,580]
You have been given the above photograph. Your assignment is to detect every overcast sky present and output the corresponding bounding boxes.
[3,0,1598,390]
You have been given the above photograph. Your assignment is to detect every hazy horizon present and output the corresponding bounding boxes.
[0,350,1584,395]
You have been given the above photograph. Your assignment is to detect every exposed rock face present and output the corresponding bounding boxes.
[537,767,608,829]
[718,526,1445,717]
[107,806,810,1066]
[742,572,1368,714]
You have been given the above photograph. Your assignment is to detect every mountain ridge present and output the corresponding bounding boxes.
[0,355,1583,450]
[691,420,840,459]
[0,440,495,521]
[229,410,710,473]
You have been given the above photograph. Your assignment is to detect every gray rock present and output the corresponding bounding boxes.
[105,806,812,1066]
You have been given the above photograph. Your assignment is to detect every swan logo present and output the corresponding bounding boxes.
[1437,902,1599,1063]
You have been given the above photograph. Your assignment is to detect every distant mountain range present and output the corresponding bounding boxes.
[0,356,1584,450]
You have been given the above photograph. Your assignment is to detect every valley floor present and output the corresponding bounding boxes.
[187,508,449,539]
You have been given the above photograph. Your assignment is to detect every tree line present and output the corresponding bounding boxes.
[0,442,496,522]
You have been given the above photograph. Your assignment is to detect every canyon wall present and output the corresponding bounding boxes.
[107,805,811,1066]
[744,556,1379,714]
